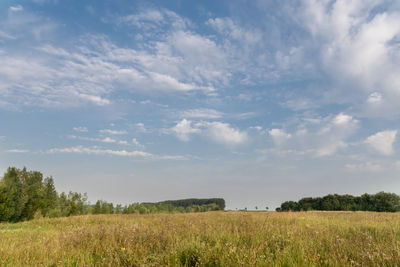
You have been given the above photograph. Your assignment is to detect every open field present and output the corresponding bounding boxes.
[0,212,400,266]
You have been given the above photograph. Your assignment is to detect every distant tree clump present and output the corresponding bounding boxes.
[0,167,226,223]
[276,192,400,212]
[156,198,225,210]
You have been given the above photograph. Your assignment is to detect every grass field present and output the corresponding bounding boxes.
[0,211,399,266]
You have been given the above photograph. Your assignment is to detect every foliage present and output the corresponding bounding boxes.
[0,212,400,266]
[277,192,400,212]
[0,167,225,223]
[156,198,226,210]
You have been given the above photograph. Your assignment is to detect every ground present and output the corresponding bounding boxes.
[0,211,399,266]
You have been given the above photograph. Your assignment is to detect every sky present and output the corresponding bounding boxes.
[1,0,400,210]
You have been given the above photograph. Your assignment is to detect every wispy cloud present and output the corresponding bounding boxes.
[267,113,359,157]
[69,135,117,143]
[69,135,132,145]
[46,146,184,160]
[181,108,223,119]
[346,162,383,172]
[131,138,144,148]
[135,123,147,133]
[9,5,24,12]
[5,149,29,153]
[99,129,127,135]
[73,126,88,133]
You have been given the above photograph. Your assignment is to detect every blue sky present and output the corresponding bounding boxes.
[1,0,400,209]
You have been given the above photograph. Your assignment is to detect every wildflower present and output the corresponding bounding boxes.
[121,247,126,251]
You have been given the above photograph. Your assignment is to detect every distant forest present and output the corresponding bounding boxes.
[277,192,400,212]
[0,167,225,223]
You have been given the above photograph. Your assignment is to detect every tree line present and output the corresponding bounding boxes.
[0,167,225,223]
[154,198,225,210]
[276,192,400,212]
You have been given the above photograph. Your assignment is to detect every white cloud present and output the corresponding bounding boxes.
[73,126,88,133]
[102,137,116,143]
[269,129,292,145]
[314,113,358,156]
[201,121,248,146]
[181,108,223,119]
[299,0,400,117]
[0,30,15,40]
[332,113,353,125]
[118,8,188,30]
[0,7,306,109]
[69,135,140,146]
[207,17,262,45]
[171,119,201,141]
[6,149,29,153]
[136,123,147,133]
[131,138,144,148]
[99,129,127,135]
[46,146,184,160]
[121,9,165,26]
[76,93,110,106]
[268,113,359,157]
[47,146,151,157]
[0,18,227,109]
[9,5,24,12]
[168,119,247,146]
[237,93,252,101]
[132,138,140,146]
[346,162,383,172]
[365,130,397,155]
[367,92,383,104]
[249,126,263,131]
[68,135,117,144]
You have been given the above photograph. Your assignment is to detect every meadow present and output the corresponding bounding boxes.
[0,211,399,266]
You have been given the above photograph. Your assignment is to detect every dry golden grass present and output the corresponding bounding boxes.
[0,211,399,266]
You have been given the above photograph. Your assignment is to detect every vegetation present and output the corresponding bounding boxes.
[0,167,224,223]
[277,192,400,212]
[1,211,400,266]
[1,166,400,265]
[156,198,225,210]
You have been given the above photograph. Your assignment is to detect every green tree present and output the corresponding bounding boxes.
[0,181,14,221]
[20,170,45,220]
[373,192,400,212]
[41,177,58,217]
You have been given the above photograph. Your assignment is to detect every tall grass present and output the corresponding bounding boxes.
[0,211,399,266]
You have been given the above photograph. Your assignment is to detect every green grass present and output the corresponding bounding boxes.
[1,211,399,266]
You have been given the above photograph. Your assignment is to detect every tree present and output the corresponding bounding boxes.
[374,192,400,212]
[93,200,102,214]
[41,177,58,217]
[0,181,14,221]
[115,204,123,214]
[20,170,45,220]
[2,167,26,222]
